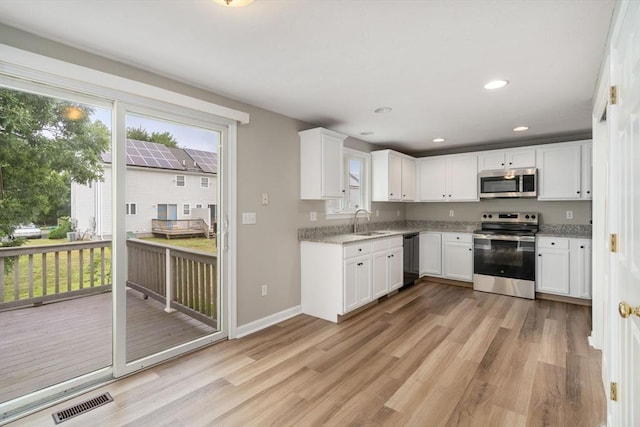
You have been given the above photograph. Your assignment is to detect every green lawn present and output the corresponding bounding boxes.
[2,237,216,303]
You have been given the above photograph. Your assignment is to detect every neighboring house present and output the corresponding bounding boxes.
[71,139,217,238]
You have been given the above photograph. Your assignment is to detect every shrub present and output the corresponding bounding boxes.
[48,217,73,239]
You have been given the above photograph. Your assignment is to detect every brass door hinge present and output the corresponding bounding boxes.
[610,86,617,105]
[611,382,618,401]
[610,234,618,253]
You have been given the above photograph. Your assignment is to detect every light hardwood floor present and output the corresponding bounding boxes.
[10,279,606,426]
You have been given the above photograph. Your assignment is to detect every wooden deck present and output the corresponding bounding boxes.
[0,290,215,403]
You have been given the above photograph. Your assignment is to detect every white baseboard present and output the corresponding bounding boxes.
[235,305,302,338]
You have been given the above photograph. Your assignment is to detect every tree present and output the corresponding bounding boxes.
[126,126,179,148]
[0,87,110,237]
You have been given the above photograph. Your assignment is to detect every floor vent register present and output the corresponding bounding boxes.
[52,392,114,424]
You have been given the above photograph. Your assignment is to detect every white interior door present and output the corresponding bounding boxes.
[608,1,640,425]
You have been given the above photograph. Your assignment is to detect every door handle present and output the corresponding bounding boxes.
[618,301,640,319]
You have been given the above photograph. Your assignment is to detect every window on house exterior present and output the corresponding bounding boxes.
[176,175,185,187]
[196,204,202,208]
[200,177,209,188]
[326,148,371,218]
[183,204,190,215]
[126,203,137,215]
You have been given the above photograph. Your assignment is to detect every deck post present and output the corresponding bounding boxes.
[164,248,176,313]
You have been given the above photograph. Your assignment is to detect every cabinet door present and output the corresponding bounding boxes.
[321,133,344,198]
[536,249,570,295]
[478,152,506,171]
[536,145,582,200]
[418,157,447,201]
[570,239,592,299]
[581,143,592,200]
[388,247,404,291]
[443,242,473,282]
[401,157,415,201]
[419,232,442,276]
[506,149,536,169]
[373,251,389,299]
[447,155,479,201]
[344,256,372,312]
[388,154,403,201]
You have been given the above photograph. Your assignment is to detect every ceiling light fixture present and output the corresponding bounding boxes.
[374,107,392,114]
[433,138,445,143]
[513,126,530,132]
[212,0,254,7]
[483,80,509,90]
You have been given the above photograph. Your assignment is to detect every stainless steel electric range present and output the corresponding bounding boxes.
[472,212,539,299]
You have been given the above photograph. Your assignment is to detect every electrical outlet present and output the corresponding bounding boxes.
[375,210,379,217]
[261,284,267,297]
[449,210,454,217]
[261,193,269,205]
[310,211,317,221]
[566,210,573,220]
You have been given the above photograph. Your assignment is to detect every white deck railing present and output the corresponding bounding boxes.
[0,240,111,310]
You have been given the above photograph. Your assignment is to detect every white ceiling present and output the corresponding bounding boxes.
[0,0,615,154]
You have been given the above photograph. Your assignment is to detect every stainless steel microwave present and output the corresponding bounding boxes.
[479,168,537,198]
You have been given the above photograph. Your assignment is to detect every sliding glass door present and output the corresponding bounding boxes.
[0,74,231,420]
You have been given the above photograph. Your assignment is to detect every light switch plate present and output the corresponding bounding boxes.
[310,211,317,221]
[566,210,573,220]
[242,212,257,224]
[261,193,269,205]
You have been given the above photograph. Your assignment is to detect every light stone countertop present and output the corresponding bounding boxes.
[536,232,593,239]
[299,226,474,245]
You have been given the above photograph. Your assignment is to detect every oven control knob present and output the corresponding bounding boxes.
[482,214,487,218]
[525,215,530,219]
[531,214,536,219]
[488,214,493,219]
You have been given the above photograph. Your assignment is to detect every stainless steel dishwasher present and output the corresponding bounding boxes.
[403,233,420,287]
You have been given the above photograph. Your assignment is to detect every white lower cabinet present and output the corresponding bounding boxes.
[344,255,372,312]
[419,232,442,276]
[301,235,403,322]
[443,233,473,282]
[419,231,472,282]
[536,236,592,299]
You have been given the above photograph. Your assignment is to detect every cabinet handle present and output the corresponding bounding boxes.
[509,162,512,165]
[342,189,345,193]
[551,242,555,245]
[357,262,363,266]
[448,194,451,197]
[358,248,362,252]
[538,254,542,257]
[442,194,446,198]
[501,162,504,166]
[577,191,581,194]
[587,191,591,194]
[580,245,584,249]
[468,248,472,251]
[456,236,460,240]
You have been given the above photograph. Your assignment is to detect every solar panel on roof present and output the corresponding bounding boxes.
[184,148,218,174]
[125,139,185,170]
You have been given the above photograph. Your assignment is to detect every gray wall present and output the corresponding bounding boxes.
[406,199,592,225]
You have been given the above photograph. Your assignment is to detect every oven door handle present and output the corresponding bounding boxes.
[472,234,536,242]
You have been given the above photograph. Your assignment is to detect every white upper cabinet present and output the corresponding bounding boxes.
[478,148,535,171]
[299,127,347,200]
[372,150,416,202]
[418,153,478,202]
[536,140,591,200]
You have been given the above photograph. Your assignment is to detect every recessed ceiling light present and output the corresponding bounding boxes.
[433,138,445,143]
[374,107,392,114]
[513,126,530,132]
[212,0,254,6]
[360,131,374,136]
[484,80,509,90]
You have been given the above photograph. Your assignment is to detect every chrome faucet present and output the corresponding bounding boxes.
[353,208,371,233]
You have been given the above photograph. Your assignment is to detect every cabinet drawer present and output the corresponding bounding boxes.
[443,232,472,243]
[537,237,569,250]
[344,242,373,258]
[376,235,402,250]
